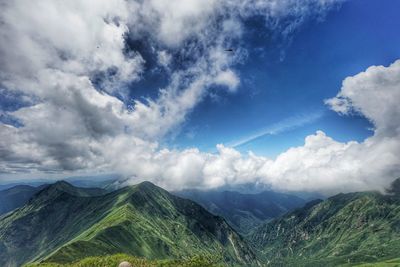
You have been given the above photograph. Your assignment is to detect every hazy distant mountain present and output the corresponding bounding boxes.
[0,182,106,216]
[0,181,257,267]
[174,189,306,233]
[250,180,400,266]
[0,175,119,191]
[0,181,49,191]
[0,185,46,215]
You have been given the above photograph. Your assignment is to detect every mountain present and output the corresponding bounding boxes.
[250,187,400,266]
[174,189,306,233]
[0,185,46,215]
[0,181,257,267]
[0,182,106,216]
[0,181,49,191]
[0,175,119,191]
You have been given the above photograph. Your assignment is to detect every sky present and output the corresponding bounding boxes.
[0,0,399,195]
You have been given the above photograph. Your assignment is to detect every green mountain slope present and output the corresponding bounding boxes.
[250,190,400,266]
[175,189,306,233]
[0,181,257,267]
[25,253,222,267]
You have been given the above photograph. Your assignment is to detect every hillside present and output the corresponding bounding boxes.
[250,189,400,266]
[0,181,257,267]
[25,253,221,267]
[175,189,306,233]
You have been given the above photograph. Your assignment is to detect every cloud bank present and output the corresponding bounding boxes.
[3,0,399,195]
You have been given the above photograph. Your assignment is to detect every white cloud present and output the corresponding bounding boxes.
[157,51,172,69]
[325,60,400,137]
[0,0,143,91]
[113,60,400,195]
[214,70,240,92]
[142,0,220,47]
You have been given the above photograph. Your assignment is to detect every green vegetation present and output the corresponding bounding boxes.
[0,181,256,267]
[352,258,400,266]
[3,179,400,267]
[250,189,400,266]
[25,253,221,267]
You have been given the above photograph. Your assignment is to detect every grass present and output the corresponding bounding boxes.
[25,254,222,267]
[351,258,400,266]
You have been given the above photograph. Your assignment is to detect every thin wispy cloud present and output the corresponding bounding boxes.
[228,111,324,148]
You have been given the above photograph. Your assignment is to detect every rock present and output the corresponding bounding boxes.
[118,261,133,267]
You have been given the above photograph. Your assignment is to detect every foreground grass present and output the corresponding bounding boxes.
[352,258,400,267]
[25,254,221,267]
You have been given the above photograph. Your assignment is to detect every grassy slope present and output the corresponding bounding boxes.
[250,192,400,266]
[46,182,255,265]
[352,258,400,266]
[0,181,256,267]
[25,253,221,267]
[0,182,115,266]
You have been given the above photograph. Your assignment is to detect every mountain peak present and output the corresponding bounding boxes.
[53,180,75,189]
[47,180,82,195]
[136,180,157,188]
[132,181,165,195]
[36,180,106,199]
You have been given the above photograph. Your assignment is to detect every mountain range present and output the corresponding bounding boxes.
[250,186,400,266]
[1,179,400,266]
[0,181,257,267]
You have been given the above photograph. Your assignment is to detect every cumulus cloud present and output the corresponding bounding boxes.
[4,0,387,196]
[325,60,400,137]
[116,60,400,195]
[259,61,400,194]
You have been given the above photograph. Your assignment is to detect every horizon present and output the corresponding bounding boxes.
[1,174,397,200]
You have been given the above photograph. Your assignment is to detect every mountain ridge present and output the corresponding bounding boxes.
[0,181,257,267]
[250,187,400,266]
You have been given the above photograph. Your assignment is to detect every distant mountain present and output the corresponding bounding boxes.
[0,182,106,216]
[0,184,46,215]
[174,189,306,233]
[0,175,119,191]
[0,181,49,191]
[0,181,257,267]
[250,184,400,266]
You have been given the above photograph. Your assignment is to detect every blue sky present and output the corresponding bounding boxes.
[1,0,400,193]
[160,0,400,157]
